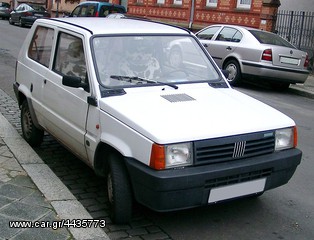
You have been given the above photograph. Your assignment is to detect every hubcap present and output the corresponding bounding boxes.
[226,64,237,81]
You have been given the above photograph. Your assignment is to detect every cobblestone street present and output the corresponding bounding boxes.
[0,88,172,239]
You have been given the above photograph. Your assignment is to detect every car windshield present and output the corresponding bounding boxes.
[92,35,220,88]
[249,30,296,48]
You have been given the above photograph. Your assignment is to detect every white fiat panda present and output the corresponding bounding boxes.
[14,17,302,224]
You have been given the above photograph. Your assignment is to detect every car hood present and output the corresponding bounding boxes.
[99,83,294,144]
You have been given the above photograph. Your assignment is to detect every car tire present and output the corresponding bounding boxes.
[107,153,132,224]
[19,18,25,27]
[21,101,44,147]
[271,82,290,91]
[224,60,242,86]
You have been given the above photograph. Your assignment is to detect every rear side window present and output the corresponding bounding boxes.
[249,30,295,48]
[28,26,54,67]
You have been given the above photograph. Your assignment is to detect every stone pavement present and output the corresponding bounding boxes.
[0,113,109,239]
[0,73,313,240]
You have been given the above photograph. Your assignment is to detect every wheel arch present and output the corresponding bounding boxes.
[93,142,125,177]
[16,89,42,130]
[222,56,242,72]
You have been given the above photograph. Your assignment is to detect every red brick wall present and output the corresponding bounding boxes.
[111,0,279,31]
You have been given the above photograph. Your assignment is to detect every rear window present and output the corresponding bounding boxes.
[249,30,295,48]
[0,2,10,7]
[29,4,46,11]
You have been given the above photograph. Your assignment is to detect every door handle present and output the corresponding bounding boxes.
[226,46,232,50]
[44,79,47,84]
[203,43,208,48]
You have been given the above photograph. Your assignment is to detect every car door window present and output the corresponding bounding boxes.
[197,26,221,40]
[53,33,87,82]
[87,5,96,16]
[28,26,54,67]
[71,6,80,16]
[216,27,242,42]
[79,6,89,16]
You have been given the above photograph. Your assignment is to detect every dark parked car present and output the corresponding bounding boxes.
[0,2,10,20]
[9,3,50,27]
[69,1,126,17]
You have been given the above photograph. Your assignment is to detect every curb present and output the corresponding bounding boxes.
[289,85,314,99]
[0,113,109,240]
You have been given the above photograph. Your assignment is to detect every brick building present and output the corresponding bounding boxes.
[50,0,281,32]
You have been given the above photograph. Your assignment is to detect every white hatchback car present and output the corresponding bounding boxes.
[14,18,302,223]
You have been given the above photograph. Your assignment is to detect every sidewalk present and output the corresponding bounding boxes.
[289,74,314,99]
[0,114,109,239]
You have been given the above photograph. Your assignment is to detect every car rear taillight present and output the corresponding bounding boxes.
[24,11,33,16]
[262,49,272,61]
[95,11,99,17]
[304,53,309,68]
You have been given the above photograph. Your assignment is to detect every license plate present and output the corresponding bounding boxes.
[208,178,266,203]
[280,56,300,65]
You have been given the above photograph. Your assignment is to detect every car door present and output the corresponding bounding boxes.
[207,27,242,67]
[43,31,90,161]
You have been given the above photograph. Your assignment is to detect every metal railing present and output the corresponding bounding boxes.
[275,10,314,71]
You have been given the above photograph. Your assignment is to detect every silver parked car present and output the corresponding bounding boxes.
[196,24,310,89]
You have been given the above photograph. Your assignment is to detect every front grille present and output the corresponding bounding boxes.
[194,131,275,165]
[205,168,273,189]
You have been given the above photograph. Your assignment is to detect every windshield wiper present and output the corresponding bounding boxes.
[110,75,178,89]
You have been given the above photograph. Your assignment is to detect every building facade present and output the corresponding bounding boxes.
[50,0,281,31]
[279,0,314,12]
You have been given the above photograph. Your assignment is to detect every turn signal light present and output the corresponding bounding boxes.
[149,144,165,170]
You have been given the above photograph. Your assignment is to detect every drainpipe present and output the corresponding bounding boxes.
[188,0,195,31]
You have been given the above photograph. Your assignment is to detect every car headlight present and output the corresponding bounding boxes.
[150,142,193,170]
[275,126,297,151]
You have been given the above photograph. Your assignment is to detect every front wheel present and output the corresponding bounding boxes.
[19,18,24,27]
[224,60,242,86]
[107,153,132,224]
[9,17,13,25]
[21,101,44,147]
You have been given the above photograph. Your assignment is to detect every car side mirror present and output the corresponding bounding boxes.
[62,75,89,92]
[221,69,229,78]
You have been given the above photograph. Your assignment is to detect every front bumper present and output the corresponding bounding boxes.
[125,148,301,212]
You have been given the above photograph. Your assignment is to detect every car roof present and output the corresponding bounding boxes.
[78,1,121,6]
[205,24,261,32]
[37,18,191,35]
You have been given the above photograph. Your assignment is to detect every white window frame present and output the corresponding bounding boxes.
[157,0,165,4]
[173,0,182,5]
[206,0,218,7]
[236,0,251,10]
